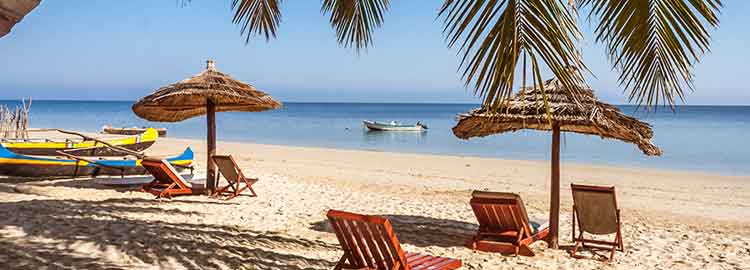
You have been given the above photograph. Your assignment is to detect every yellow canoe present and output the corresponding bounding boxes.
[0,128,158,156]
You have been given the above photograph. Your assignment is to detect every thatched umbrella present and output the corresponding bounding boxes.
[0,0,40,38]
[453,77,661,249]
[133,60,281,193]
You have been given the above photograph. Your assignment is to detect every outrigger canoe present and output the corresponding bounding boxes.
[102,126,167,137]
[0,128,158,156]
[0,143,193,178]
[363,120,428,132]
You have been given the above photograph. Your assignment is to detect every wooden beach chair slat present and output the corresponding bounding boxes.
[327,209,462,270]
[358,221,386,269]
[211,155,258,200]
[328,217,358,267]
[466,191,549,256]
[411,256,462,270]
[368,221,396,269]
[341,219,367,267]
[380,218,409,268]
[570,184,624,262]
[350,219,376,268]
[501,206,516,232]
[405,253,431,265]
[140,158,194,199]
[485,204,500,230]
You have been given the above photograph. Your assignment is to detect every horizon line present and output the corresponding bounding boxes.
[0,98,748,107]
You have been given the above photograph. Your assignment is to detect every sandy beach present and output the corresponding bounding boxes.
[1,136,748,269]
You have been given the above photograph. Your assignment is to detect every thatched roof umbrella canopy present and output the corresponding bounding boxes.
[0,0,40,38]
[133,60,281,193]
[133,61,281,122]
[454,78,662,155]
[452,77,661,248]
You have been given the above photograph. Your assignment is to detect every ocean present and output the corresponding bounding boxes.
[4,100,748,176]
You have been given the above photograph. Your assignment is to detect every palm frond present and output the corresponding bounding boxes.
[321,0,390,51]
[580,0,722,108]
[440,0,588,111]
[231,0,283,43]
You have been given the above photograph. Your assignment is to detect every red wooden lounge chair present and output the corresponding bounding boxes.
[327,209,462,270]
[570,184,624,262]
[210,155,258,200]
[140,157,194,199]
[467,191,549,256]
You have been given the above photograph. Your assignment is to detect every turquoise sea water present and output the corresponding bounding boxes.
[4,100,748,176]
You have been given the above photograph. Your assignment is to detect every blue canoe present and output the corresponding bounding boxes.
[0,143,193,178]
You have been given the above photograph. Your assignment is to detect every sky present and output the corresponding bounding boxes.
[0,1,748,105]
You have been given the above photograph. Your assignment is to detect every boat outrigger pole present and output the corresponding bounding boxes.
[54,129,145,158]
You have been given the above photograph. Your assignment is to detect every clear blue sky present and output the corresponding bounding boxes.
[0,1,748,104]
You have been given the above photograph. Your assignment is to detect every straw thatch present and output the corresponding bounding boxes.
[0,0,39,38]
[132,60,282,122]
[453,77,662,156]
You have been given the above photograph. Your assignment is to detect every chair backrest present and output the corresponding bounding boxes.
[211,155,243,183]
[327,210,409,270]
[470,191,532,236]
[142,157,192,188]
[571,184,618,235]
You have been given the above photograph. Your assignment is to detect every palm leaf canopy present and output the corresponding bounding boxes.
[452,76,662,156]
[0,0,40,38]
[132,60,281,122]
[223,0,720,109]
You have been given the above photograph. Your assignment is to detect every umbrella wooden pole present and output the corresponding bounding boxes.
[549,122,561,249]
[206,99,217,195]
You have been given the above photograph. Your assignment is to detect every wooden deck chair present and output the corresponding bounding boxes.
[327,209,462,270]
[570,184,624,262]
[210,155,258,200]
[467,191,549,256]
[140,157,194,199]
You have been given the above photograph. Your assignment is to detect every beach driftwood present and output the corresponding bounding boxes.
[0,97,31,139]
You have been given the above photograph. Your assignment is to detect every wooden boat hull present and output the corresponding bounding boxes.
[0,144,193,178]
[1,128,158,156]
[363,120,427,132]
[103,126,167,137]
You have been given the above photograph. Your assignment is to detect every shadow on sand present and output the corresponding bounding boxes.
[0,197,337,269]
[310,214,477,248]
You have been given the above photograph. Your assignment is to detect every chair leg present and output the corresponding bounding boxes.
[616,209,625,251]
[211,182,233,198]
[570,231,584,259]
[244,178,258,197]
[160,182,178,199]
[465,235,479,249]
[333,255,346,270]
[571,240,582,259]
[572,206,577,242]
[233,180,241,197]
[224,191,239,201]
[517,244,535,257]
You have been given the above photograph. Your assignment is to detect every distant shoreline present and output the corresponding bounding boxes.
[165,135,750,178]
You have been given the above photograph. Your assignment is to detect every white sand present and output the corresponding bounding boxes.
[0,136,748,269]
